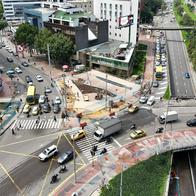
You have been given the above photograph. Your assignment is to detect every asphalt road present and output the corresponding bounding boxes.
[0,46,62,121]
[0,136,79,195]
[168,151,195,196]
[164,16,195,98]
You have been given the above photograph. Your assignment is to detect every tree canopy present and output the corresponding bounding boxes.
[0,20,7,30]
[0,0,3,19]
[34,28,52,54]
[48,33,74,65]
[15,23,38,49]
[140,0,164,23]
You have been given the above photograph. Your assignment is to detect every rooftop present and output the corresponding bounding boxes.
[52,10,92,21]
[84,40,135,63]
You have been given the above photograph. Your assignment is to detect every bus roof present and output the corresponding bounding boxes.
[27,85,36,96]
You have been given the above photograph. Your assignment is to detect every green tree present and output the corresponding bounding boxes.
[0,20,7,30]
[15,23,38,56]
[48,33,74,65]
[141,0,164,23]
[176,5,184,16]
[0,0,3,19]
[182,14,194,25]
[34,28,52,54]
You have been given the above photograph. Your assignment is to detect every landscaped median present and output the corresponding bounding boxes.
[100,152,172,196]
[163,85,171,100]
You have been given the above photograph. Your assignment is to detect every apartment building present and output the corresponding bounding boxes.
[93,0,140,45]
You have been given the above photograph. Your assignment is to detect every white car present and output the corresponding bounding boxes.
[54,96,61,104]
[15,67,22,74]
[36,75,43,82]
[39,95,45,104]
[45,86,52,93]
[139,96,148,104]
[147,96,155,106]
[8,49,13,53]
[38,145,58,161]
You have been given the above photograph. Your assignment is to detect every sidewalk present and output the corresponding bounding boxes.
[53,128,196,196]
[139,33,155,86]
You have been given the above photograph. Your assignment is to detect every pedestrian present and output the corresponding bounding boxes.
[20,98,22,102]
[38,116,40,120]
[53,115,57,122]
[11,128,15,135]
[18,122,22,128]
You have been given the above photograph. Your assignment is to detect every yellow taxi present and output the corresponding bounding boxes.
[71,130,86,141]
[23,104,31,113]
[130,129,146,139]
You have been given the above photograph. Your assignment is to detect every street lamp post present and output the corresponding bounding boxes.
[72,137,77,184]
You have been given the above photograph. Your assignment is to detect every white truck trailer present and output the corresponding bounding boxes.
[159,111,178,124]
[94,118,122,141]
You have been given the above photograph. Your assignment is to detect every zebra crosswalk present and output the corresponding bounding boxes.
[12,118,62,130]
[65,124,115,161]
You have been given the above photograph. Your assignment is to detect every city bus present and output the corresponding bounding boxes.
[155,66,163,80]
[26,85,36,105]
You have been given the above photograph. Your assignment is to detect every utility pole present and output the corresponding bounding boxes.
[120,164,123,196]
[105,74,108,110]
[47,44,52,79]
[72,138,77,183]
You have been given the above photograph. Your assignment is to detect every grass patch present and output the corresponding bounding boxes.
[100,152,171,196]
[163,85,171,100]
[132,44,147,76]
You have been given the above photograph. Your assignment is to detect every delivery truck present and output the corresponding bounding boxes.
[159,111,178,124]
[94,118,122,141]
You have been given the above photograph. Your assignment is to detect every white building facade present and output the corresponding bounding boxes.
[93,0,140,45]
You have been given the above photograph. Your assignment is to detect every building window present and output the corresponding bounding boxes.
[119,12,122,17]
[119,34,121,37]
[120,5,122,11]
[104,3,106,9]
[101,3,103,8]
[109,25,111,28]
[109,10,112,19]
[115,33,117,36]
[115,11,118,20]
[115,4,118,10]
[109,32,111,35]
[110,4,112,9]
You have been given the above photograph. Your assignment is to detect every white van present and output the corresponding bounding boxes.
[147,96,155,106]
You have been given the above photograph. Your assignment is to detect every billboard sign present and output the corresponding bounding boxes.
[118,15,134,28]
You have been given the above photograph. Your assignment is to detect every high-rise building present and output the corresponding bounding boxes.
[93,0,141,45]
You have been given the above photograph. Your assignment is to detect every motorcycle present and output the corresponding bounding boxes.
[105,137,113,144]
[50,174,58,184]
[92,145,98,152]
[130,123,136,130]
[59,165,67,173]
[156,127,164,134]
[100,148,107,155]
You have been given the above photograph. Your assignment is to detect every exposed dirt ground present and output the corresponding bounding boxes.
[73,78,114,96]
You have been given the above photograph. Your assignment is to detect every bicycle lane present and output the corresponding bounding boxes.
[51,128,196,196]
